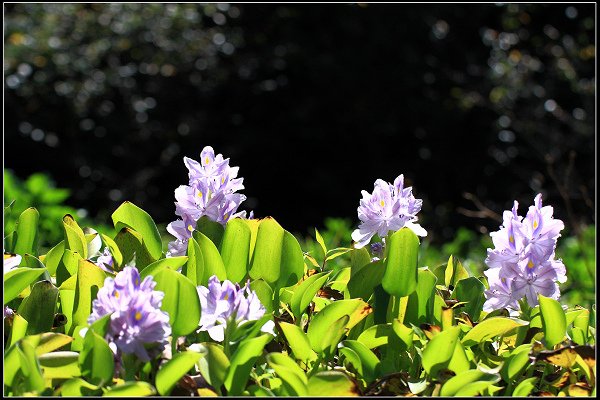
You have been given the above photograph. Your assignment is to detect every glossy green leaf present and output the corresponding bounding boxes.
[59,378,100,396]
[56,249,83,286]
[3,267,46,304]
[266,352,308,396]
[441,368,500,396]
[72,259,108,334]
[4,343,21,387]
[16,338,46,393]
[307,371,359,397]
[447,340,471,374]
[17,280,59,335]
[156,351,203,395]
[350,247,371,276]
[9,314,29,347]
[38,351,81,379]
[315,228,327,259]
[63,214,88,258]
[111,201,162,260]
[79,330,115,386]
[512,377,538,397]
[452,277,486,321]
[462,317,529,347]
[307,299,370,353]
[250,279,274,314]
[501,344,532,381]
[141,256,188,279]
[340,340,380,383]
[153,268,201,337]
[219,218,252,283]
[382,228,420,297]
[103,381,156,397]
[100,233,123,269]
[224,334,273,395]
[404,267,437,325]
[539,294,567,348]
[192,230,227,284]
[357,323,392,349]
[325,247,352,262]
[197,343,230,394]
[421,326,460,376]
[35,333,74,355]
[278,322,317,365]
[196,215,225,248]
[347,260,386,301]
[290,271,331,319]
[444,255,470,287]
[41,240,64,276]
[114,227,155,269]
[13,207,40,257]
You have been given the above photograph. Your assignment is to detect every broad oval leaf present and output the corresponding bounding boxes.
[512,377,538,397]
[3,267,46,304]
[421,326,460,376]
[111,201,163,260]
[197,343,230,394]
[17,280,59,335]
[38,351,81,379]
[539,294,567,348]
[63,214,88,258]
[224,334,273,395]
[13,207,40,257]
[278,322,317,365]
[141,256,188,279]
[340,340,381,383]
[462,317,529,347]
[290,271,331,319]
[219,218,251,283]
[266,352,308,396]
[347,260,386,301]
[72,259,108,334]
[307,371,360,397]
[357,323,392,349]
[153,268,201,337]
[79,330,115,386]
[382,228,420,297]
[192,231,227,284]
[103,381,156,397]
[156,351,203,395]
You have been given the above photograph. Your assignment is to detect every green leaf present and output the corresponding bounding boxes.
[444,255,470,287]
[440,368,500,396]
[195,215,225,248]
[63,214,88,258]
[357,323,392,349]
[350,247,372,276]
[4,343,21,387]
[38,351,81,379]
[197,343,230,394]
[103,381,157,397]
[16,338,46,393]
[8,314,29,347]
[111,201,163,260]
[501,344,532,381]
[153,268,201,337]
[17,280,59,335]
[140,256,188,279]
[447,340,471,374]
[451,277,486,321]
[224,334,273,395]
[462,317,529,347]
[56,249,83,286]
[307,371,360,397]
[382,228,420,297]
[512,377,538,397]
[248,218,304,288]
[219,218,251,283]
[290,271,331,319]
[339,340,380,383]
[13,207,40,257]
[307,299,370,353]
[79,330,115,386]
[191,231,227,284]
[347,260,386,301]
[41,240,64,276]
[249,279,274,314]
[156,351,203,395]
[421,326,460,376]
[278,322,317,365]
[404,267,437,325]
[321,315,350,357]
[3,267,46,304]
[114,227,155,269]
[72,259,108,335]
[59,378,100,396]
[538,294,567,348]
[315,228,327,259]
[35,333,74,355]
[266,352,308,396]
[100,233,123,269]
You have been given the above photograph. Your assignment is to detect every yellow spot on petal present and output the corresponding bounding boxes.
[135,278,140,286]
[114,290,119,298]
[509,235,514,243]
[223,213,229,221]
[135,311,142,321]
[188,225,194,232]
[527,260,534,269]
[533,220,538,229]
[205,157,210,165]
[380,200,385,207]
[221,177,225,184]
[501,278,506,283]
[197,191,203,198]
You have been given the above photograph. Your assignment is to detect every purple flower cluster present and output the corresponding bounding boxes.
[483,194,567,312]
[197,275,274,342]
[351,174,427,249]
[167,146,249,257]
[88,266,171,361]
[94,247,115,273]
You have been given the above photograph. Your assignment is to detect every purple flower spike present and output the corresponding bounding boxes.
[351,174,426,249]
[88,266,171,362]
[483,193,567,311]
[197,275,274,342]
[167,146,249,257]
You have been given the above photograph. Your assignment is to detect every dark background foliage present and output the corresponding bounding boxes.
[4,3,595,242]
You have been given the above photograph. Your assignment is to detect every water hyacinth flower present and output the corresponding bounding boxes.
[94,247,115,273]
[88,266,171,361]
[3,253,22,274]
[351,174,426,249]
[197,275,275,342]
[167,146,249,257]
[483,194,567,311]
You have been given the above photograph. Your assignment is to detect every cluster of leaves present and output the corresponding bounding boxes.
[3,203,596,396]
